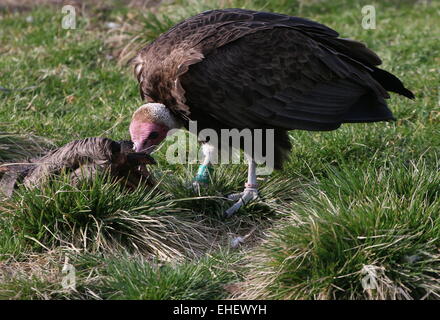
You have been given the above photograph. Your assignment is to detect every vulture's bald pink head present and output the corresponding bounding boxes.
[129,103,179,153]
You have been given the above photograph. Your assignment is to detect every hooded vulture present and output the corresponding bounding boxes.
[129,8,414,216]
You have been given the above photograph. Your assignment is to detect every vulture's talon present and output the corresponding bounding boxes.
[226,192,243,201]
[224,188,259,217]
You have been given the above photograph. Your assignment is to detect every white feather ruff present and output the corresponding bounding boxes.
[137,103,180,129]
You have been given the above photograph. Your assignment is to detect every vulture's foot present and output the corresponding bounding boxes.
[224,186,259,217]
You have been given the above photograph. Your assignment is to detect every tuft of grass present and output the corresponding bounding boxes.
[0,132,50,162]
[72,251,242,300]
[2,173,215,261]
[236,159,440,300]
[156,162,303,219]
[0,250,243,300]
[0,250,69,300]
[1,162,294,260]
[0,275,63,300]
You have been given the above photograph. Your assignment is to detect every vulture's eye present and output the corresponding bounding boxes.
[148,131,159,139]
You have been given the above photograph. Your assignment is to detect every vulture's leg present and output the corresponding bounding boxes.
[192,142,214,190]
[224,157,259,217]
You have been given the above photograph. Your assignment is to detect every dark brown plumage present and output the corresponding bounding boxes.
[133,8,413,168]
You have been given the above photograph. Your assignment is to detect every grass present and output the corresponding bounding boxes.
[0,250,242,299]
[0,132,50,161]
[76,251,242,300]
[3,173,216,260]
[236,159,440,300]
[0,0,439,299]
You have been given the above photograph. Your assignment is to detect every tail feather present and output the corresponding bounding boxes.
[371,67,414,99]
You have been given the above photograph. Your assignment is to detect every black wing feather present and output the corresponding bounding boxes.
[180,27,393,130]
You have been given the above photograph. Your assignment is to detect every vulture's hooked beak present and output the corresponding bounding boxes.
[126,152,157,165]
[133,143,158,155]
